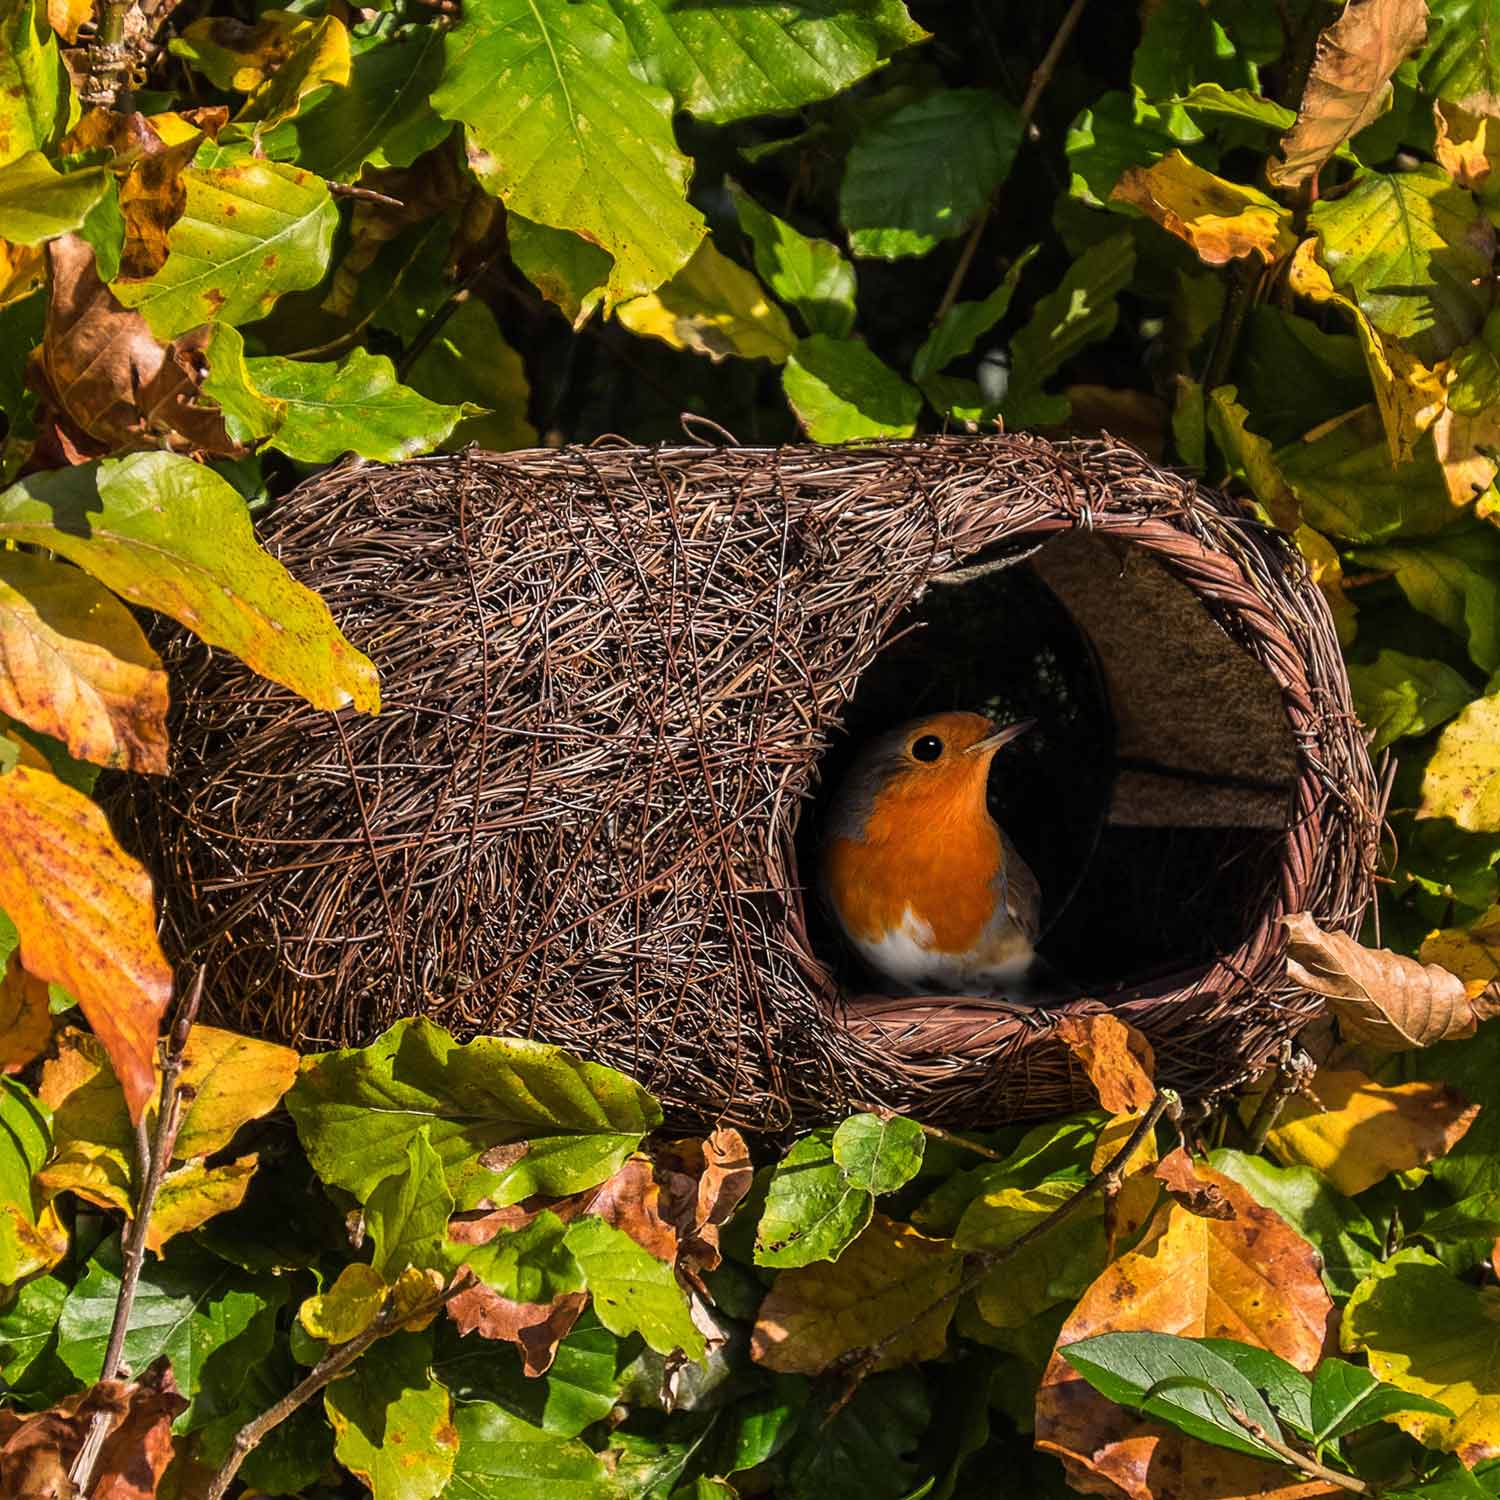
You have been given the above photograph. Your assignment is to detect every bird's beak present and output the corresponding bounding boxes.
[966,718,1037,756]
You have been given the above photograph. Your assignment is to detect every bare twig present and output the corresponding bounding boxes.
[831,1090,1179,1416]
[851,1099,1009,1162]
[931,0,1091,324]
[69,970,204,1498]
[1244,1048,1314,1154]
[395,251,502,381]
[1223,1402,1368,1494]
[203,1272,477,1500]
[328,183,407,210]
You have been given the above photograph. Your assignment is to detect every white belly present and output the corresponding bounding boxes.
[849,905,1034,996]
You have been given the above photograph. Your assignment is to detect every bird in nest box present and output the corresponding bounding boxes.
[819,710,1049,1001]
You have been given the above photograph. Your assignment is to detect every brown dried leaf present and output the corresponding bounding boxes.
[446,1287,587,1375]
[1253,1066,1478,1196]
[1056,1014,1156,1112]
[35,236,240,460]
[1269,0,1429,189]
[655,1126,753,1279]
[1036,1165,1333,1500]
[1112,153,1295,264]
[0,951,51,1075]
[1153,1147,1235,1221]
[0,765,171,1123]
[1284,911,1487,1049]
[0,551,169,774]
[583,1155,678,1262]
[46,0,90,44]
[751,1213,962,1375]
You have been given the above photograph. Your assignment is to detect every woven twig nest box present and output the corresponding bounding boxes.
[126,434,1380,1130]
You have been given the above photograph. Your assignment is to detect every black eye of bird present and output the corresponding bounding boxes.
[912,734,943,762]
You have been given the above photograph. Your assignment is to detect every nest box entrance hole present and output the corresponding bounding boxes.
[797,529,1300,998]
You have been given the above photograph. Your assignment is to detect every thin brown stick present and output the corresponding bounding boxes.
[832,1090,1179,1414]
[396,251,501,381]
[1223,1403,1368,1494]
[1244,1049,1312,1154]
[203,1273,476,1500]
[851,1099,1010,1162]
[931,0,1091,324]
[327,183,406,209]
[69,970,204,1497]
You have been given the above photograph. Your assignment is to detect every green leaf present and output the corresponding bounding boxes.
[1168,83,1295,130]
[1193,1339,1314,1441]
[369,1127,455,1279]
[58,1237,281,1420]
[1207,1149,1383,1301]
[403,298,537,453]
[432,0,705,305]
[442,1399,619,1499]
[1001,231,1135,427]
[1310,1357,1454,1444]
[780,1370,928,1500]
[840,89,1022,260]
[0,453,381,714]
[1420,0,1500,106]
[1059,1331,1285,1462]
[1413,1192,1500,1246]
[1348,650,1476,751]
[832,1113,925,1196]
[1308,166,1493,365]
[0,153,107,245]
[0,0,66,170]
[730,182,857,339]
[433,1309,624,1437]
[79,175,125,284]
[1065,90,1194,207]
[285,1017,660,1211]
[1131,0,1255,99]
[563,1215,704,1358]
[1275,407,1456,543]
[287,27,450,181]
[508,216,611,330]
[912,245,1038,385]
[326,1329,458,1500]
[0,1272,65,1383]
[615,236,798,363]
[782,335,921,443]
[1344,1247,1500,1460]
[1349,530,1500,674]
[458,1210,585,1306]
[599,0,925,125]
[111,159,337,339]
[246,345,471,462]
[755,1129,873,1268]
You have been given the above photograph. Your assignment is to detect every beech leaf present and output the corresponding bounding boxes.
[1055,1014,1157,1112]
[0,951,50,1076]
[1421,691,1500,831]
[1112,152,1295,264]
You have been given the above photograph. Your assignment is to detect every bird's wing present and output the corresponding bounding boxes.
[998,832,1043,944]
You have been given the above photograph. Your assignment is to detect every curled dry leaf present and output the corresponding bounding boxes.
[1036,1164,1333,1500]
[1056,1014,1156,1113]
[1112,153,1295,265]
[1268,0,1429,189]
[656,1125,753,1281]
[33,235,242,462]
[1153,1148,1234,1221]
[0,950,50,1075]
[446,1287,587,1376]
[583,1155,678,1263]
[1283,911,1496,1049]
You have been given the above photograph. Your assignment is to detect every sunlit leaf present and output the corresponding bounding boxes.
[1054,1014,1155,1113]
[1349,649,1477,751]
[0,153,107,246]
[832,1114,925,1196]
[1421,691,1500,831]
[563,1215,703,1358]
[755,1129,873,1269]
[1112,152,1294,264]
[145,1155,259,1253]
[444,1399,619,1500]
[507,216,610,330]
[232,14,352,131]
[0,0,67,170]
[1422,906,1500,992]
[730,182,858,339]
[782,335,920,442]
[432,0,705,306]
[0,951,49,1076]
[301,1262,389,1344]
[369,1127,454,1280]
[0,453,380,714]
[840,89,1022,260]
[1420,0,1500,106]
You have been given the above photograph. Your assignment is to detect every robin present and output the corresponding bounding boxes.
[819,711,1043,997]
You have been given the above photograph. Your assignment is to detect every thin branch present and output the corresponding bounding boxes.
[831,1090,1179,1414]
[1222,1403,1368,1494]
[931,0,1091,324]
[396,251,502,382]
[203,1272,477,1500]
[1244,1049,1313,1155]
[327,183,407,210]
[69,970,204,1497]
[850,1100,1009,1163]
[1202,259,1260,394]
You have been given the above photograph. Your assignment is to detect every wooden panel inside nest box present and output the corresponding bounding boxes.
[1031,533,1297,831]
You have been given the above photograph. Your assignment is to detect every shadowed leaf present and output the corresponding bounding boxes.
[0,952,49,1075]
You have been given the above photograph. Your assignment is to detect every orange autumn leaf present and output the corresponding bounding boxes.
[0,951,51,1075]
[1254,1067,1478,1196]
[0,764,171,1122]
[1154,1147,1235,1221]
[584,1155,678,1262]
[1037,1165,1334,1500]
[1057,1014,1156,1112]
[1112,153,1295,265]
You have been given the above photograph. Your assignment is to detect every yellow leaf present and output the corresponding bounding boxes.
[301,1262,389,1344]
[0,1198,67,1283]
[390,1265,447,1332]
[1435,99,1500,196]
[1294,525,1358,646]
[0,951,50,1075]
[1268,0,1428,189]
[236,14,352,130]
[1289,238,1446,466]
[37,1030,135,1213]
[171,1025,301,1160]
[750,1213,961,1374]
[1421,906,1500,990]
[0,765,170,1123]
[1054,1015,1155,1113]
[1431,399,1500,508]
[1111,152,1294,265]
[0,552,170,774]
[46,0,90,44]
[616,237,797,364]
[1204,384,1300,530]
[173,11,322,92]
[1421,692,1500,831]
[1252,1066,1478,1195]
[0,240,43,306]
[144,1154,258,1253]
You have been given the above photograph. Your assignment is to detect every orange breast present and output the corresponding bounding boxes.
[823,770,1001,956]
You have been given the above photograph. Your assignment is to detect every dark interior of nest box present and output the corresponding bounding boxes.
[796,531,1300,998]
